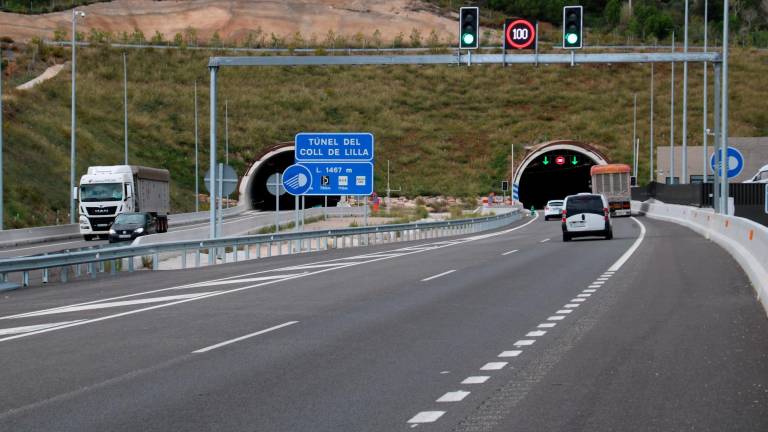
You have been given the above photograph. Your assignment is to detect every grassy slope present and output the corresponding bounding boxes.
[2,45,767,228]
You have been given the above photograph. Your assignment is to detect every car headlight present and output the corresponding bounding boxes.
[109,229,116,234]
[134,228,145,234]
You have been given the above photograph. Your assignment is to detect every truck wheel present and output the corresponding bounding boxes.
[83,235,94,241]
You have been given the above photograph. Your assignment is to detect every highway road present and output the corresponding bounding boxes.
[0,215,766,431]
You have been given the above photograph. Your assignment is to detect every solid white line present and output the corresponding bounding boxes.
[462,376,490,384]
[0,320,85,336]
[2,240,83,253]
[408,411,445,423]
[526,330,547,337]
[480,362,508,370]
[607,216,647,272]
[19,293,220,318]
[502,249,519,256]
[437,391,470,402]
[539,238,550,243]
[538,323,557,328]
[193,321,298,353]
[514,339,535,346]
[499,350,522,358]
[421,269,456,282]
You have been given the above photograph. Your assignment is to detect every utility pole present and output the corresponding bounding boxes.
[194,81,199,212]
[632,93,637,178]
[123,51,128,165]
[650,63,655,183]
[681,0,689,183]
[720,0,730,213]
[702,0,709,183]
[224,99,229,208]
[669,32,675,185]
[70,9,85,224]
[208,66,218,239]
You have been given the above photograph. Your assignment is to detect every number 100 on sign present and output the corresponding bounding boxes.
[505,18,536,50]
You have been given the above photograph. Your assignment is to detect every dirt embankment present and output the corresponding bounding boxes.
[0,0,456,43]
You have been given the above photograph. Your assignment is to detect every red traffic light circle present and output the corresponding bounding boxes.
[555,156,566,165]
[505,19,536,50]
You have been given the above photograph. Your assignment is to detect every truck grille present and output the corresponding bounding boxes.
[87,206,117,216]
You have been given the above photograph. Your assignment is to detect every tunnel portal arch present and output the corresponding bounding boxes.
[239,143,340,211]
[513,141,610,209]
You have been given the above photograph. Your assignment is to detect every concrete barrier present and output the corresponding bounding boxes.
[633,200,768,316]
[0,224,80,248]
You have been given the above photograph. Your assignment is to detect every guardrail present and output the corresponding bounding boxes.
[633,200,768,316]
[0,210,522,289]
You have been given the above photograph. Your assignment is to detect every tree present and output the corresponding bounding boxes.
[604,0,621,28]
[409,28,422,47]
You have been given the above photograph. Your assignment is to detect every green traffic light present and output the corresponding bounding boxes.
[462,33,475,45]
[566,33,579,45]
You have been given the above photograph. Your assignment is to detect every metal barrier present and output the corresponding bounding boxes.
[0,210,522,288]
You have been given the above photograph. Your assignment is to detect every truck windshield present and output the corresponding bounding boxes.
[80,183,123,202]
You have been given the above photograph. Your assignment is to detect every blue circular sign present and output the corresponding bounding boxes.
[282,164,312,196]
[710,147,744,179]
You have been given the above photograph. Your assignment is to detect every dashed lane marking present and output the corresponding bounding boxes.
[408,411,445,424]
[538,323,557,328]
[421,270,456,282]
[514,339,535,346]
[498,350,522,358]
[192,321,299,354]
[480,362,508,371]
[437,391,471,403]
[462,376,490,384]
[525,330,547,337]
[502,249,519,256]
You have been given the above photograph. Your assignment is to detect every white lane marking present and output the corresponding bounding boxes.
[577,293,592,298]
[0,215,540,343]
[538,323,556,328]
[2,240,83,253]
[408,411,445,424]
[17,293,221,318]
[603,271,616,274]
[421,270,456,282]
[183,274,308,288]
[556,309,573,314]
[437,391,470,402]
[514,339,535,346]
[480,362,508,370]
[548,316,566,321]
[597,277,609,281]
[539,238,550,243]
[282,263,362,271]
[564,304,580,308]
[583,289,597,293]
[499,350,522,358]
[526,330,547,337]
[0,320,85,336]
[462,376,490,384]
[502,249,519,256]
[193,321,298,354]
[608,216,647,272]
[571,298,586,302]
[588,285,601,289]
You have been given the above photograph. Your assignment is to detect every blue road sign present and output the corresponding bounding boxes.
[295,133,374,162]
[300,162,374,196]
[282,164,312,196]
[710,147,745,179]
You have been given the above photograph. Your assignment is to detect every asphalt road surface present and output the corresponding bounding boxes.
[0,215,766,431]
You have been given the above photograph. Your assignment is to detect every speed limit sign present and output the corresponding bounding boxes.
[504,18,536,50]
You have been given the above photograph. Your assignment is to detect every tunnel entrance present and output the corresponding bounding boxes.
[514,142,608,209]
[246,147,340,211]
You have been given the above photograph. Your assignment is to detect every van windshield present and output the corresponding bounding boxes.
[566,196,604,215]
[80,183,123,202]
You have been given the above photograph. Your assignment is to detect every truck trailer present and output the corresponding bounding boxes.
[590,164,631,217]
[78,165,170,240]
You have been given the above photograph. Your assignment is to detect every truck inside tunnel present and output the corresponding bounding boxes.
[518,149,598,209]
[248,149,339,211]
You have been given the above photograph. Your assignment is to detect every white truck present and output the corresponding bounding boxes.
[78,165,170,240]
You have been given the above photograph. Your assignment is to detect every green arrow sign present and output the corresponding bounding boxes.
[571,156,578,165]
[543,156,550,165]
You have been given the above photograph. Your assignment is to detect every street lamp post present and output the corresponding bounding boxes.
[0,47,4,230]
[70,9,85,224]
[720,0,730,213]
[123,51,128,165]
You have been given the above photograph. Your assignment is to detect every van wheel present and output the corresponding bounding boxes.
[563,233,571,242]
[606,229,613,240]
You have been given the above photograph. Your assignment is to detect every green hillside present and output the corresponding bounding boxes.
[1,42,767,228]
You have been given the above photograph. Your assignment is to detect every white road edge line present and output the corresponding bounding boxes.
[193,321,298,354]
[421,269,456,282]
[607,216,647,272]
[539,238,550,243]
[502,249,519,256]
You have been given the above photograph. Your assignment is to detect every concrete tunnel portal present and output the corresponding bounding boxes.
[513,141,609,209]
[241,144,340,211]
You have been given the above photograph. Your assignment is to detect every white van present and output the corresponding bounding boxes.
[562,193,612,241]
[744,164,768,183]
